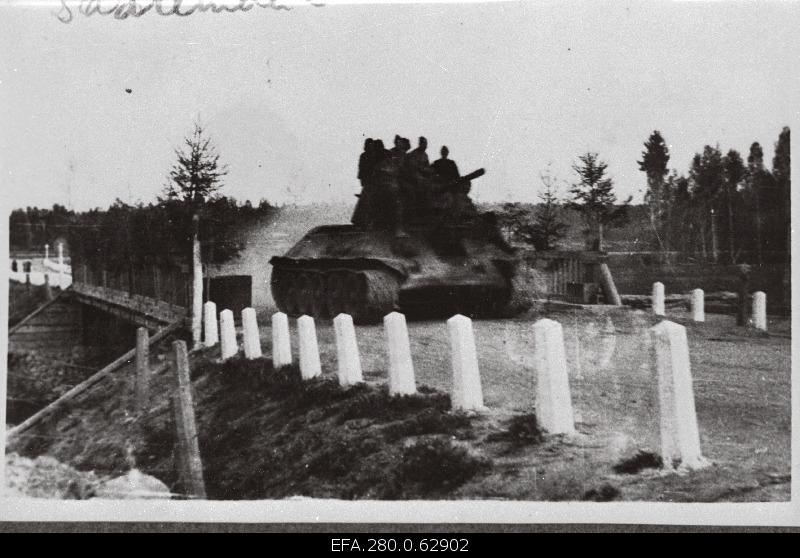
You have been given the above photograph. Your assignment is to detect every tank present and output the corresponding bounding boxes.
[270,165,519,323]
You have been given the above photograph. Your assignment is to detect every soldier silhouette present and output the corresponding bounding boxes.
[352,138,376,227]
[433,146,460,184]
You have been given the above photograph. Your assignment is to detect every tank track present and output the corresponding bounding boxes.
[271,266,401,324]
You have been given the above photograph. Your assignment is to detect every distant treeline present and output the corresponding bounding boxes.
[494,127,790,264]
[9,197,278,270]
[634,127,790,264]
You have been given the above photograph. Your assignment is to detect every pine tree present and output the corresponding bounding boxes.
[567,153,630,251]
[510,167,568,250]
[772,127,790,254]
[722,149,745,263]
[746,142,768,263]
[689,145,725,261]
[162,123,227,208]
[638,131,671,250]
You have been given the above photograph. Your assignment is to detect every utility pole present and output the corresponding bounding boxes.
[191,214,203,350]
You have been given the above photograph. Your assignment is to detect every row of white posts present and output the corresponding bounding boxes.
[200,302,707,469]
[651,282,768,331]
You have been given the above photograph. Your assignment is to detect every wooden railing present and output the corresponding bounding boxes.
[75,262,191,309]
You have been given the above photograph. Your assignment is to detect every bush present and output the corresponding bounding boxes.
[399,437,490,493]
[486,413,544,448]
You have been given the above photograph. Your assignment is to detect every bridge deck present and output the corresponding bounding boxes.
[69,282,188,329]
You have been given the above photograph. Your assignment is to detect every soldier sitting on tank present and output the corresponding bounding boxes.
[389,135,408,166]
[366,141,408,237]
[406,137,431,177]
[432,146,460,184]
[404,136,436,217]
[426,162,516,255]
[351,138,376,228]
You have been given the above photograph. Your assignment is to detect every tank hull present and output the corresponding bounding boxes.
[270,225,514,323]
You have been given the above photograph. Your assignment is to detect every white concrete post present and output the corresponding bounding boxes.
[241,307,262,360]
[298,315,322,379]
[203,301,219,347]
[532,318,575,434]
[752,291,767,331]
[271,312,292,368]
[650,320,708,470]
[384,312,416,395]
[191,214,203,350]
[652,282,665,316]
[333,313,363,386]
[219,309,237,361]
[57,242,64,289]
[448,314,484,411]
[44,243,49,262]
[691,289,705,322]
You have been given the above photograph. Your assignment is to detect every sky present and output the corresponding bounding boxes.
[0,0,797,211]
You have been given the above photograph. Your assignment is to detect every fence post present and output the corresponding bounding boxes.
[172,340,207,499]
[532,318,575,434]
[203,301,219,347]
[650,320,708,470]
[242,307,262,359]
[298,315,322,379]
[219,309,237,361]
[57,242,64,290]
[691,289,705,322]
[752,291,767,331]
[44,273,53,300]
[448,314,484,411]
[384,312,417,395]
[333,313,363,386]
[652,281,665,316]
[135,327,150,412]
[271,312,292,368]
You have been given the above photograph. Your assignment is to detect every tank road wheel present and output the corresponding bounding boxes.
[277,270,300,316]
[296,273,315,316]
[326,272,347,318]
[310,273,327,318]
[270,268,288,312]
[284,272,300,316]
[343,272,367,320]
[346,269,401,324]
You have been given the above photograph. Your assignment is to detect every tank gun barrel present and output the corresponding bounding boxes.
[461,168,485,182]
[443,168,485,191]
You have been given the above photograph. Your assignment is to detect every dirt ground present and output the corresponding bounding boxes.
[8,305,791,501]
